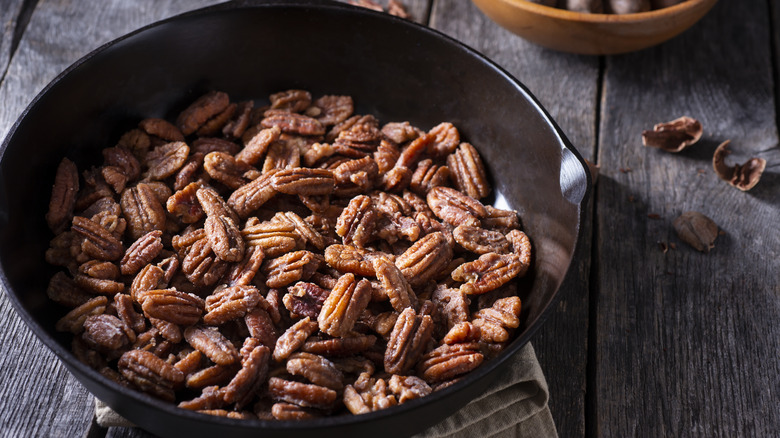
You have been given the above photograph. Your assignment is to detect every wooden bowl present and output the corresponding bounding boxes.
[470,0,717,55]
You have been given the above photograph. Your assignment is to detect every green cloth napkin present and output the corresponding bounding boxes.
[94,343,557,437]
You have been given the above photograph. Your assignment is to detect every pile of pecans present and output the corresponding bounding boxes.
[45,89,532,420]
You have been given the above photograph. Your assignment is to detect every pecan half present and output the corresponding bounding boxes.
[181,236,228,288]
[236,126,281,166]
[204,285,262,325]
[242,220,301,258]
[273,317,319,362]
[118,349,185,401]
[55,296,108,333]
[286,352,344,390]
[138,288,205,326]
[427,122,460,158]
[452,252,523,295]
[82,314,134,351]
[373,257,417,312]
[268,377,337,410]
[47,158,80,233]
[272,168,335,196]
[223,343,270,409]
[227,171,278,218]
[271,402,318,420]
[442,322,482,345]
[178,385,226,411]
[264,250,321,288]
[184,325,240,366]
[432,285,471,332]
[394,232,453,287]
[426,186,486,228]
[301,334,376,357]
[482,205,520,231]
[506,229,532,277]
[453,225,511,255]
[382,121,420,145]
[318,273,372,337]
[270,89,312,112]
[272,211,326,250]
[121,183,167,241]
[144,141,190,180]
[384,307,433,375]
[203,152,251,190]
[176,91,230,136]
[388,375,432,403]
[114,293,146,334]
[71,216,124,261]
[472,296,522,343]
[195,185,239,224]
[47,272,93,308]
[204,215,245,262]
[261,110,325,136]
[283,281,330,319]
[336,195,377,247]
[447,143,491,199]
[324,244,381,276]
[225,245,265,286]
[120,230,163,275]
[410,159,450,196]
[417,342,483,384]
[245,307,277,348]
[311,95,354,126]
[139,118,185,142]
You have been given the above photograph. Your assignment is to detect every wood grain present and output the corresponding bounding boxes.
[430,1,599,436]
[595,0,780,435]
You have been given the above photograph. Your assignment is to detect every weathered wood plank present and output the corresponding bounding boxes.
[596,0,780,435]
[0,0,26,81]
[430,1,599,437]
[0,1,225,437]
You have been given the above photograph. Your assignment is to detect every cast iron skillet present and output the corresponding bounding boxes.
[0,1,590,436]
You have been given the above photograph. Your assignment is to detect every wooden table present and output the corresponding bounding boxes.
[1,0,778,436]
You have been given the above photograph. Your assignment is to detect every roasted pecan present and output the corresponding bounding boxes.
[261,110,325,136]
[395,133,432,170]
[447,142,491,200]
[245,307,277,348]
[242,220,300,258]
[195,185,239,224]
[472,296,521,343]
[138,288,205,326]
[452,252,523,295]
[432,285,470,332]
[101,165,129,193]
[181,236,229,287]
[271,402,318,420]
[234,126,280,166]
[374,139,401,175]
[79,260,120,280]
[204,285,262,325]
[384,308,433,375]
[344,376,397,413]
[453,225,511,255]
[318,273,372,337]
[506,229,532,277]
[121,183,167,241]
[166,182,205,223]
[381,165,413,193]
[71,216,124,261]
[283,282,330,319]
[82,314,134,351]
[418,342,483,383]
[47,272,93,308]
[186,364,239,389]
[223,343,270,409]
[302,142,337,167]
[301,334,376,357]
[272,211,326,250]
[143,141,190,181]
[324,244,380,276]
[176,91,230,136]
[381,121,420,145]
[262,139,301,173]
[311,95,353,126]
[75,168,114,212]
[394,232,453,287]
[103,145,142,182]
[426,186,487,228]
[120,230,163,275]
[359,310,399,338]
[286,352,344,390]
[130,264,165,302]
[118,349,185,401]
[118,129,152,161]
[482,205,520,231]
[373,257,417,312]
[203,151,251,189]
[427,122,460,158]
[227,171,278,218]
[114,293,146,333]
[410,159,450,196]
[223,101,254,139]
[388,374,431,403]
[184,325,239,366]
[55,296,108,333]
[336,195,377,247]
[139,118,185,142]
[264,250,321,288]
[74,274,125,296]
[270,89,312,112]
[442,321,481,345]
[196,102,237,137]
[225,245,265,286]
[271,168,335,196]
[268,377,337,410]
[149,317,182,344]
[273,317,318,362]
[204,215,245,262]
[178,385,226,411]
[47,158,79,234]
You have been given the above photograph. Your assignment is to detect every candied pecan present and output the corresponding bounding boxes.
[333,156,378,194]
[453,225,511,255]
[271,168,335,196]
[184,325,239,366]
[427,186,487,228]
[197,102,237,137]
[311,95,353,126]
[506,229,532,276]
[120,230,163,275]
[482,205,520,231]
[418,342,483,383]
[374,139,401,175]
[186,364,239,389]
[223,343,270,409]
[114,293,146,333]
[410,159,450,196]
[227,171,278,218]
[195,185,239,224]
[173,152,205,191]
[76,169,113,211]
[181,236,229,287]
[225,245,265,286]
[287,352,344,390]
[642,116,703,153]
[55,296,108,333]
[179,385,226,411]
[223,101,254,139]
[143,141,190,181]
[74,274,125,296]
[235,126,281,166]
[373,257,417,312]
[203,151,251,189]
[204,215,245,262]
[101,166,129,193]
[192,137,241,156]
[388,375,431,403]
[90,211,127,241]
[427,122,460,158]
[324,244,380,276]
[268,377,337,410]
[79,260,120,280]
[198,409,255,420]
[447,142,491,200]
[432,285,470,332]
[138,288,205,326]
[336,195,377,247]
[82,314,134,351]
[472,296,521,343]
[121,183,167,241]
[272,211,326,250]
[262,139,301,173]
[264,250,321,288]
[452,252,523,295]
[395,133,432,170]
[283,281,330,319]
[384,308,433,375]
[442,322,481,345]
[270,89,312,112]
[302,142,337,167]
[382,121,420,145]
[45,232,78,271]
[360,309,399,338]
[318,273,372,337]
[148,317,182,344]
[167,182,205,223]
[47,158,79,233]
[245,307,277,348]
[118,129,152,161]
[118,349,185,401]
[139,118,185,142]
[71,216,124,261]
[81,196,122,219]
[271,402,318,420]
[177,91,231,136]
[103,145,142,182]
[47,272,93,308]
[381,165,413,192]
[302,334,376,357]
[394,232,453,287]
[204,285,262,325]
[273,317,318,362]
[261,110,325,136]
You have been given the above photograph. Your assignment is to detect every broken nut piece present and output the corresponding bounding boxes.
[712,140,766,191]
[641,116,703,153]
[672,211,718,253]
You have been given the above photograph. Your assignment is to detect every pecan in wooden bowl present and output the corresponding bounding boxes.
[0,1,589,437]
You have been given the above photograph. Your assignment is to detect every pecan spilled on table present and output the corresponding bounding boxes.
[45,88,534,420]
